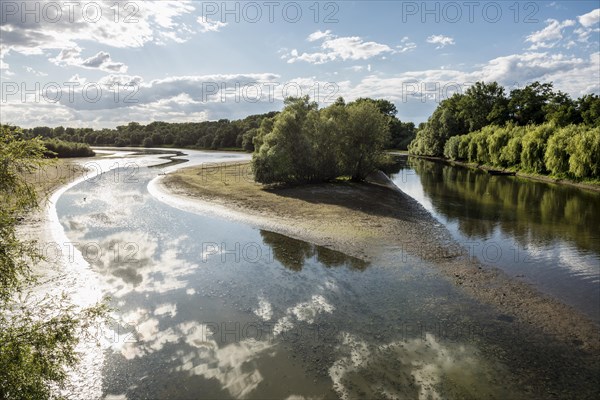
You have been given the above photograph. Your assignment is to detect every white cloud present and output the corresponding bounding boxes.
[197,17,228,33]
[574,9,600,43]
[0,0,195,74]
[81,51,127,72]
[0,72,286,128]
[326,51,599,123]
[526,19,576,49]
[397,36,417,53]
[285,31,394,64]
[426,35,455,49]
[50,48,127,73]
[307,30,333,42]
[578,8,600,27]
[24,66,48,76]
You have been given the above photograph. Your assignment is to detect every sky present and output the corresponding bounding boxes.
[0,0,599,128]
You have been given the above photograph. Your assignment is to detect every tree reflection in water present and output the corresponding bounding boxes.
[259,230,369,271]
[406,157,600,253]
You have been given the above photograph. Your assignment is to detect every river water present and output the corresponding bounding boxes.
[53,149,599,399]
[388,156,600,324]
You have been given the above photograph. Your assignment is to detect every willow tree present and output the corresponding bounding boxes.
[252,96,318,184]
[252,96,390,184]
[340,100,390,180]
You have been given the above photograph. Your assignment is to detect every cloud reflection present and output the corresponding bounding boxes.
[329,332,516,400]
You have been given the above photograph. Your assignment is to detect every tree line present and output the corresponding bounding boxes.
[443,123,600,180]
[408,81,600,180]
[7,98,416,153]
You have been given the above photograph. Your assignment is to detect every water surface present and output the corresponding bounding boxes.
[389,156,600,323]
[54,149,599,399]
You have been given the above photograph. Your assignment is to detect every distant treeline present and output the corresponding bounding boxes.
[10,99,416,153]
[409,81,600,180]
[15,112,279,152]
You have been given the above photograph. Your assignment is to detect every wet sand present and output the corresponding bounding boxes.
[159,162,600,353]
[18,159,91,277]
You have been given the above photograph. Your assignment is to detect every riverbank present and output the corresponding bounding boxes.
[158,162,600,354]
[411,154,600,192]
[17,158,93,283]
[15,157,107,399]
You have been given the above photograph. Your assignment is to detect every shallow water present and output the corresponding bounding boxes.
[54,149,599,399]
[389,156,600,324]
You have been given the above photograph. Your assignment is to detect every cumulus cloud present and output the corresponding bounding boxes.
[426,35,455,49]
[49,47,127,72]
[328,51,599,123]
[81,51,127,72]
[0,0,195,73]
[574,9,600,42]
[284,31,394,64]
[307,30,333,42]
[397,36,417,53]
[0,72,291,127]
[50,48,127,72]
[197,17,228,33]
[578,8,600,27]
[526,19,576,49]
[3,48,598,128]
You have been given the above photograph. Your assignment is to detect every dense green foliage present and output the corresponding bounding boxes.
[42,139,95,158]
[410,81,600,158]
[12,112,277,152]
[443,123,600,180]
[410,80,600,180]
[1,126,107,399]
[252,96,391,184]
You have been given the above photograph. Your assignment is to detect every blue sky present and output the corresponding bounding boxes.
[1,1,599,128]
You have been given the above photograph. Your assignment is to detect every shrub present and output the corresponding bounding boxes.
[43,139,95,158]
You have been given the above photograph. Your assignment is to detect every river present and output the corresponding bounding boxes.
[388,156,600,324]
[51,149,599,399]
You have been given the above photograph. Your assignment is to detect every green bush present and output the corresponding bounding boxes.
[43,139,95,158]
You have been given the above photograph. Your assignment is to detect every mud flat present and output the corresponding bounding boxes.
[158,162,600,355]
